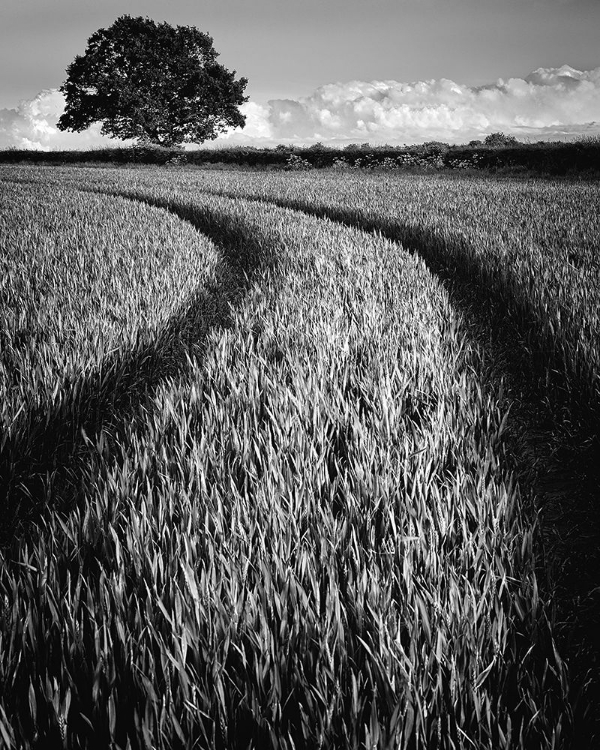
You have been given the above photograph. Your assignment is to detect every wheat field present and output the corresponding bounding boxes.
[1,165,598,749]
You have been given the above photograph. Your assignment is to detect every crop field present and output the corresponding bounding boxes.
[0,165,598,749]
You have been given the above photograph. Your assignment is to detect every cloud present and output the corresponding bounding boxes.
[235,64,600,145]
[0,89,119,151]
[2,66,599,151]
[0,91,272,150]
[216,101,275,144]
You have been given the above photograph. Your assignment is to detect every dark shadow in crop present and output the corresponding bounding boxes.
[0,191,280,547]
[153,180,600,744]
[201,186,597,403]
[2,181,598,744]
[196,184,600,743]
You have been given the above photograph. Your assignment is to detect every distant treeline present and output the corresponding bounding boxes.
[1,138,600,177]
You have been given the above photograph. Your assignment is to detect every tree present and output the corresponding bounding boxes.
[57,15,248,147]
[422,141,450,154]
[483,132,518,148]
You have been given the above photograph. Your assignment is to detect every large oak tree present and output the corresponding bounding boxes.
[57,15,248,147]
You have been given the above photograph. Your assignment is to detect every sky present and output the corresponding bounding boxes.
[1,0,599,149]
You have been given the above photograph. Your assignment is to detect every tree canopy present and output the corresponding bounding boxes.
[57,15,248,147]
[484,132,518,147]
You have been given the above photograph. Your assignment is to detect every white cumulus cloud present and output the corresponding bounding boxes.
[1,65,599,150]
[216,101,274,143]
[237,64,600,145]
[0,89,117,151]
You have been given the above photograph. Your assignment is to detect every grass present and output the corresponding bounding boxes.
[120,168,600,414]
[0,180,233,541]
[1,164,597,748]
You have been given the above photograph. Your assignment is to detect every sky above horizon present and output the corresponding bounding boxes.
[1,0,600,149]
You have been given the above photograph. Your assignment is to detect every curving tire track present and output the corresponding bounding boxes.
[193,184,600,741]
[2,173,597,744]
[91,181,599,742]
[0,192,281,546]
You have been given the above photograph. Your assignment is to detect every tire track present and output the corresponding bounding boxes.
[0,192,280,546]
[0,177,588,745]
[109,180,599,742]
[179,184,600,743]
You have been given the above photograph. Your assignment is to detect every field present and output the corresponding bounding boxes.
[0,165,599,749]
